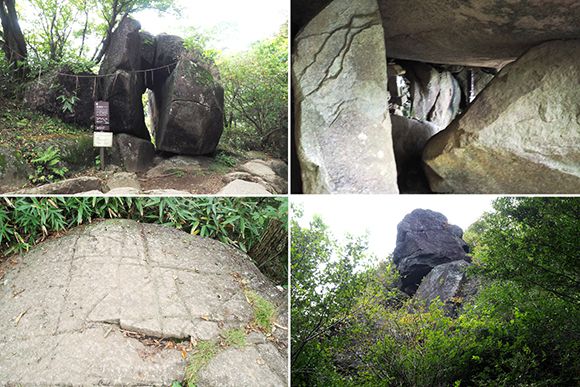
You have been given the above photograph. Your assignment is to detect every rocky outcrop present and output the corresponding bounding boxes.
[23,67,96,127]
[99,18,224,155]
[292,0,399,193]
[393,209,469,295]
[223,160,288,194]
[99,17,149,140]
[423,40,580,194]
[391,115,439,193]
[378,0,580,68]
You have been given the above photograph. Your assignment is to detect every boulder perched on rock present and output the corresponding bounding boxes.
[391,115,439,193]
[378,0,580,68]
[423,40,580,194]
[292,0,399,193]
[152,54,224,155]
[99,17,149,140]
[393,209,470,295]
[0,220,287,385]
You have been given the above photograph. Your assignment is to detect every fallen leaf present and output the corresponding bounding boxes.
[201,314,210,321]
[181,349,187,359]
[14,309,28,326]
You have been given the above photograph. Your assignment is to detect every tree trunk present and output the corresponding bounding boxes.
[0,0,27,76]
[248,219,287,284]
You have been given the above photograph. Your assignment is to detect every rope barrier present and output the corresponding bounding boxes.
[2,44,180,79]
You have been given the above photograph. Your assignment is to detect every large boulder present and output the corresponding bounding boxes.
[292,0,399,193]
[23,67,96,127]
[110,133,155,172]
[391,115,439,193]
[393,209,470,295]
[378,0,580,68]
[152,54,224,155]
[99,17,149,140]
[415,260,471,306]
[423,40,580,194]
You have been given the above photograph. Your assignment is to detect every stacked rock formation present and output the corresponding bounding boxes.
[393,209,470,298]
[99,17,224,155]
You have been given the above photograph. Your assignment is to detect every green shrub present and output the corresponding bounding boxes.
[0,197,288,270]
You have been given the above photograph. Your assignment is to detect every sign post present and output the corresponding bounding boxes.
[94,101,113,170]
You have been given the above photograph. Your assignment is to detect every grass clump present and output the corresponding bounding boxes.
[223,328,246,348]
[245,290,276,333]
[185,341,218,387]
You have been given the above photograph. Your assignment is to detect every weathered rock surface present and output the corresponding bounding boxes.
[99,17,149,140]
[378,0,580,68]
[106,171,141,190]
[218,179,273,196]
[423,40,580,194]
[223,160,287,194]
[402,62,461,129]
[13,176,106,195]
[0,220,287,385]
[293,0,398,193]
[145,155,213,178]
[393,209,469,295]
[111,133,155,172]
[415,260,471,306]
[0,146,31,189]
[152,53,224,156]
[391,115,439,193]
[198,344,287,387]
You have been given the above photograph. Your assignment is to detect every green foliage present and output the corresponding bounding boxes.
[57,93,80,114]
[214,150,237,168]
[0,197,287,267]
[245,290,276,333]
[185,340,218,386]
[291,198,580,386]
[223,328,246,348]
[28,146,69,184]
[218,24,288,157]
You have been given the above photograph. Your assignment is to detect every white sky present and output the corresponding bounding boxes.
[293,195,499,262]
[134,0,288,52]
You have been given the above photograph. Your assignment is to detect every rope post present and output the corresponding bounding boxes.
[100,147,105,170]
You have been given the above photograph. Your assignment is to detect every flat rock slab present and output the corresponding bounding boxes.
[218,180,273,196]
[0,220,286,385]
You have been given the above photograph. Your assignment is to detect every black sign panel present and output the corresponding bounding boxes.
[94,101,110,130]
